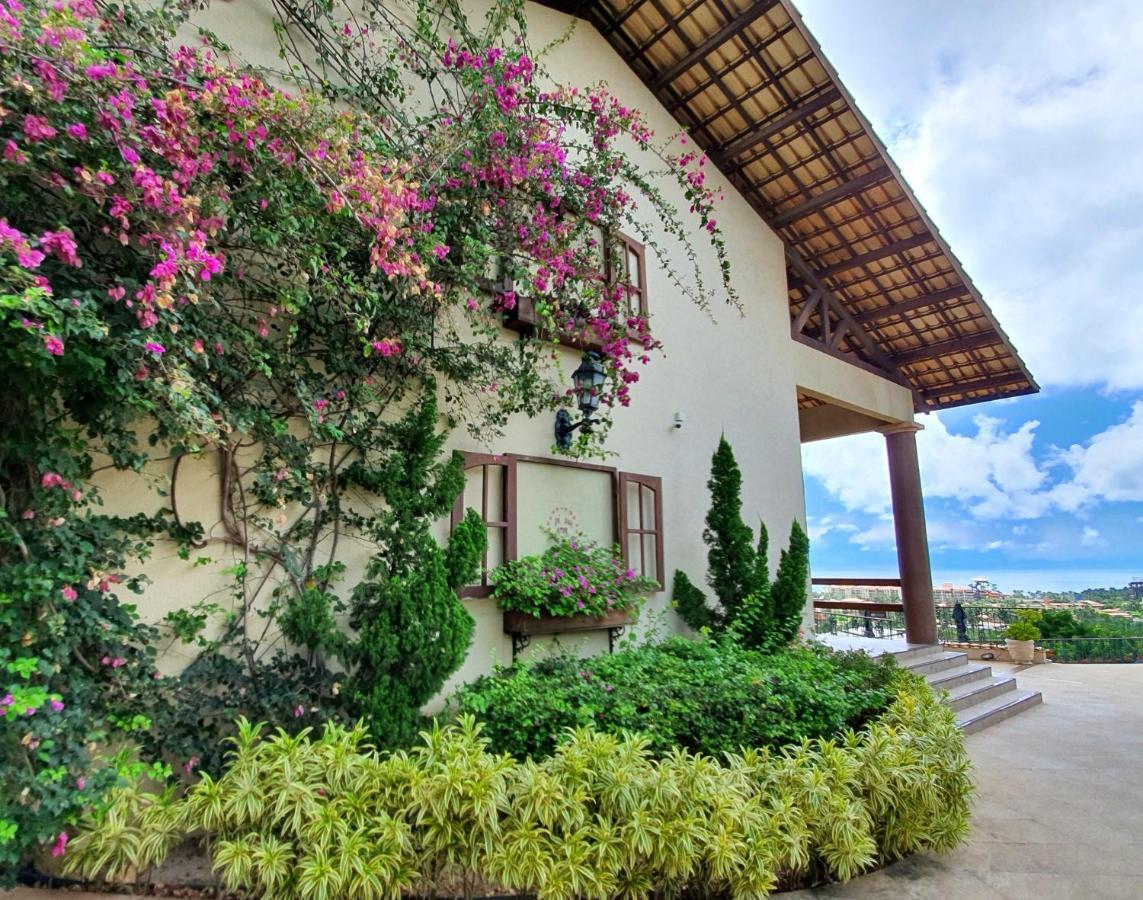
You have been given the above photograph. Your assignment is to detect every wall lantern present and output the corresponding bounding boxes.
[555,351,606,450]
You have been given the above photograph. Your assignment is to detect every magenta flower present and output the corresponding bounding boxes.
[432,244,449,260]
[60,586,78,601]
[293,704,305,718]
[23,114,57,143]
[50,699,65,712]
[43,335,64,356]
[66,123,88,141]
[144,342,165,356]
[50,832,68,858]
[76,777,86,790]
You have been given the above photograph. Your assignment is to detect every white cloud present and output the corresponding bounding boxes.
[1081,526,1106,547]
[1049,402,1143,510]
[804,402,1143,525]
[802,411,1050,519]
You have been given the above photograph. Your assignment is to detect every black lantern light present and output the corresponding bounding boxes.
[555,351,606,450]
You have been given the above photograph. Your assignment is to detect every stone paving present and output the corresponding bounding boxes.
[7,661,1143,900]
[790,661,1143,899]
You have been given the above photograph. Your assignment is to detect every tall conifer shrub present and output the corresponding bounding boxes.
[345,392,484,746]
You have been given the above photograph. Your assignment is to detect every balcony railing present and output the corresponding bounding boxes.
[1039,637,1143,664]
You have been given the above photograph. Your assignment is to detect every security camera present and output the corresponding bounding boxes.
[673,412,685,429]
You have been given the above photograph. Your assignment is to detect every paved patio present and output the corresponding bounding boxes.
[7,662,1143,900]
[791,660,1143,899]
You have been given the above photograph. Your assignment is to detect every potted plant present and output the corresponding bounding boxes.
[492,536,656,639]
[1005,610,1042,664]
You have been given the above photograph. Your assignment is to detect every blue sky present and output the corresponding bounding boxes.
[793,0,1143,592]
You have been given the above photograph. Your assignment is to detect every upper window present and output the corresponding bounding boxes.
[498,231,648,349]
[609,233,648,325]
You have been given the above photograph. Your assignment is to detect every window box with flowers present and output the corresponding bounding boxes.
[492,536,656,655]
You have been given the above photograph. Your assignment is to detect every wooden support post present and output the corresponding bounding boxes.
[880,422,937,645]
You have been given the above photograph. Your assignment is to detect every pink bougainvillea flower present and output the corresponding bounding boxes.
[43,335,64,356]
[22,114,57,143]
[432,243,449,260]
[49,699,65,712]
[293,704,304,718]
[76,777,86,790]
[144,341,165,356]
[50,832,68,858]
[65,123,88,141]
[39,229,81,266]
[60,586,78,601]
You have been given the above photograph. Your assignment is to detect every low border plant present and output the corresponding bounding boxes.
[65,674,972,898]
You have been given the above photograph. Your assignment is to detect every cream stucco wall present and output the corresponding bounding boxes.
[95,1,918,708]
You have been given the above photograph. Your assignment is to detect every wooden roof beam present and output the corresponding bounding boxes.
[892,331,1002,365]
[713,86,841,165]
[854,285,970,324]
[816,232,933,279]
[923,371,1033,400]
[647,0,780,91]
[768,166,893,228]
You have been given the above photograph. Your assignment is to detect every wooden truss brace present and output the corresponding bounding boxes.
[786,246,907,385]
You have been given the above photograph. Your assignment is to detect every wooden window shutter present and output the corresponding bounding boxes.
[617,472,664,589]
[451,452,517,598]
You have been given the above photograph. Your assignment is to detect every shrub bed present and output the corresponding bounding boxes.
[67,676,972,898]
[452,637,900,759]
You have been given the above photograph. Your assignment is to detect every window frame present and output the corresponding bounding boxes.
[450,452,517,599]
[608,233,649,328]
[450,453,665,597]
[498,230,649,350]
[617,471,665,589]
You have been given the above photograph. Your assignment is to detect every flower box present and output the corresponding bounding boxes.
[502,295,605,353]
[502,608,630,637]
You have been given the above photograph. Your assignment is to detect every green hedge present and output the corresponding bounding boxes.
[452,637,899,758]
[67,676,972,898]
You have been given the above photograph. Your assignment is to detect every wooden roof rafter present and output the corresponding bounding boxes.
[539,0,1037,411]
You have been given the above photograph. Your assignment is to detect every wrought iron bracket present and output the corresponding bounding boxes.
[510,632,531,660]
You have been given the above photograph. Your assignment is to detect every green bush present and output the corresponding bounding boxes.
[491,536,656,618]
[452,637,899,759]
[1005,609,1042,642]
[67,681,972,898]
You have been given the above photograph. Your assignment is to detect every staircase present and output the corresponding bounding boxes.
[893,645,1042,733]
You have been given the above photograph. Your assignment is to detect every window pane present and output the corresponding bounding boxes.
[626,480,641,529]
[486,527,505,574]
[485,464,504,521]
[627,533,641,575]
[642,533,658,582]
[462,466,484,514]
[626,246,640,288]
[640,484,656,528]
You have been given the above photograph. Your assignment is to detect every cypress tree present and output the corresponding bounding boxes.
[768,521,811,649]
[344,391,484,747]
[702,436,756,619]
[672,569,722,632]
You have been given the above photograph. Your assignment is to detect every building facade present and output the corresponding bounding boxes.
[97,0,1035,701]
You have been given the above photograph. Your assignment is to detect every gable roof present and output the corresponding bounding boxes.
[540,0,1037,410]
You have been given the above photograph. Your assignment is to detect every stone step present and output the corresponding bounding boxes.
[900,650,969,675]
[889,643,945,663]
[943,674,1018,712]
[956,688,1043,734]
[925,661,994,692]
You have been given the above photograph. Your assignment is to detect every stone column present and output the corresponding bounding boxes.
[880,422,937,645]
